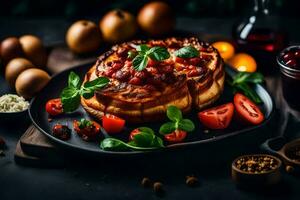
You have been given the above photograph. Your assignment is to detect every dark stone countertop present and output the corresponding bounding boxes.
[1,17,300,200]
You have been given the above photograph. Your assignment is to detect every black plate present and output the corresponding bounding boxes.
[29,63,275,156]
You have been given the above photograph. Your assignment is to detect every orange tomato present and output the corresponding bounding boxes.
[212,41,235,61]
[227,53,257,72]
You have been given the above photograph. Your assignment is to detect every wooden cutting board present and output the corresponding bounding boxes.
[14,125,65,167]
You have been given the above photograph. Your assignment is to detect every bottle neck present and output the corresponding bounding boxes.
[253,0,269,15]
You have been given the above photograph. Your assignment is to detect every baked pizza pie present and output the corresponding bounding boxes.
[81,37,225,123]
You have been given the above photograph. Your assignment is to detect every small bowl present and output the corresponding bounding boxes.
[232,154,282,187]
[262,137,300,174]
[0,109,29,124]
[277,139,300,174]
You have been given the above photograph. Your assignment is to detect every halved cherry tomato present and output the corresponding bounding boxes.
[129,128,140,141]
[45,98,63,116]
[102,114,125,134]
[198,103,234,129]
[73,119,101,141]
[234,93,264,125]
[164,129,187,143]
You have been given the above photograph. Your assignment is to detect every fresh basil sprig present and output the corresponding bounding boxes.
[227,72,264,104]
[159,106,195,134]
[100,127,164,151]
[78,118,93,129]
[174,46,199,58]
[61,72,109,113]
[131,45,170,71]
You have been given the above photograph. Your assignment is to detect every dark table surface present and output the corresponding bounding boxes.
[1,17,300,200]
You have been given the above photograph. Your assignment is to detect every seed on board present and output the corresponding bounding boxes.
[186,176,198,187]
[141,177,152,188]
[153,182,164,196]
[0,150,5,157]
[286,165,294,173]
[204,129,210,134]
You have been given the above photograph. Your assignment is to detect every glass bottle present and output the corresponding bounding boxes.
[232,0,288,71]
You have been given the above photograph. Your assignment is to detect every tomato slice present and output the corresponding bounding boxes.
[129,128,140,141]
[164,129,187,143]
[45,98,63,116]
[102,114,125,134]
[233,93,264,125]
[198,103,234,129]
[73,120,100,141]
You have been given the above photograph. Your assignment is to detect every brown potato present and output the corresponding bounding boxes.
[66,20,102,54]
[5,58,35,87]
[15,68,50,99]
[19,35,48,67]
[137,1,175,36]
[0,37,24,63]
[100,10,137,43]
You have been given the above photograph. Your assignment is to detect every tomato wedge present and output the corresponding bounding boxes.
[102,114,125,134]
[164,129,187,143]
[45,98,63,116]
[73,119,101,141]
[234,93,264,125]
[198,103,234,129]
[129,128,140,141]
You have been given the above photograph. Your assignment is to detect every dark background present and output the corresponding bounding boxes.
[0,0,299,19]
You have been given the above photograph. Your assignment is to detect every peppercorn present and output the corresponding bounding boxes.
[141,177,152,188]
[153,182,164,196]
[186,176,198,187]
[235,155,278,173]
[286,165,294,173]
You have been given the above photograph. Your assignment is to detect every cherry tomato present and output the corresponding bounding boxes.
[102,114,125,134]
[198,103,234,129]
[52,124,71,140]
[233,93,264,125]
[73,119,101,141]
[129,128,141,141]
[164,129,187,143]
[45,98,63,116]
[175,57,187,64]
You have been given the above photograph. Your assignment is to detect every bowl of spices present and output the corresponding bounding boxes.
[0,94,30,123]
[277,138,300,174]
[232,154,282,187]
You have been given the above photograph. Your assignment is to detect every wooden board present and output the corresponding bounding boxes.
[14,125,65,167]
[47,44,97,74]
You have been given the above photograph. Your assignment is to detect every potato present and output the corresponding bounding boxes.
[15,68,50,99]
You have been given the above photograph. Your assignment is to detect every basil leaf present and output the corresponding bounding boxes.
[60,87,81,112]
[80,88,94,99]
[127,50,137,59]
[148,47,170,61]
[100,138,129,151]
[136,44,150,53]
[132,132,154,147]
[132,55,148,71]
[167,105,182,122]
[151,136,164,147]
[174,46,199,58]
[68,71,81,89]
[138,127,155,135]
[83,77,109,91]
[178,119,195,132]
[159,121,176,134]
[233,72,264,84]
[235,82,262,104]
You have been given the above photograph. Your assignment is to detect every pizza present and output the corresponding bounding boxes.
[81,37,225,123]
